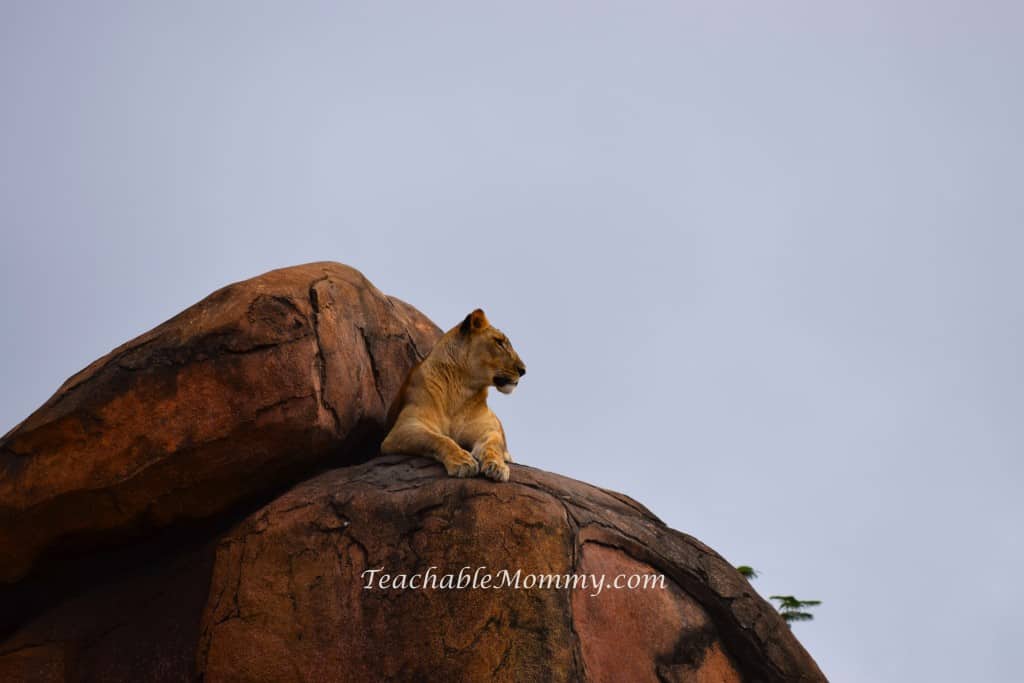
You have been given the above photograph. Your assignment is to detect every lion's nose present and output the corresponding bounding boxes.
[516,365,526,377]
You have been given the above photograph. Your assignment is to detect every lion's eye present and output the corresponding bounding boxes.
[494,338,505,348]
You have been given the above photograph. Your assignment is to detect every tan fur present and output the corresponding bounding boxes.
[381,309,526,482]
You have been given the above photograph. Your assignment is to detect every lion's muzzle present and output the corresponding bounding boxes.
[494,375,519,394]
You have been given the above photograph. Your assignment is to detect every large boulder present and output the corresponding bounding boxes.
[0,262,824,681]
[196,456,824,682]
[0,456,824,682]
[0,262,440,583]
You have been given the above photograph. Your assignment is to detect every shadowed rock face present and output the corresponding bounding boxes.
[0,263,825,682]
[0,262,440,584]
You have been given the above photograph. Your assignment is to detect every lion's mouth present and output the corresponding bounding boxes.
[493,376,518,394]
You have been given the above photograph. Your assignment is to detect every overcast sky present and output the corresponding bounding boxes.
[3,2,1022,680]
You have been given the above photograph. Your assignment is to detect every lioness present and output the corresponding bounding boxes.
[381,308,526,482]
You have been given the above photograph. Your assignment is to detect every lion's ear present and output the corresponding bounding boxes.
[459,308,489,335]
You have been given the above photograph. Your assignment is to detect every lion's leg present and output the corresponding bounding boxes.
[381,421,479,478]
[455,410,511,482]
[471,431,511,483]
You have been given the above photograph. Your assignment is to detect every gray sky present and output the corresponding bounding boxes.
[2,2,1022,680]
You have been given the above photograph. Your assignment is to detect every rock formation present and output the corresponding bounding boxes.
[0,262,439,585]
[0,263,825,682]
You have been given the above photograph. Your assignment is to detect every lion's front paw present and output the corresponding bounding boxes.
[480,456,510,483]
[442,450,480,478]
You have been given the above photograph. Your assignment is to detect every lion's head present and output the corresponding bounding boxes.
[456,309,527,394]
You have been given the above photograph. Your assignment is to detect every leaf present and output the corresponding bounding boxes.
[736,565,759,579]
[780,611,815,622]
[770,595,821,610]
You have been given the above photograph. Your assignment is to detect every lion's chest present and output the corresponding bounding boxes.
[445,405,496,450]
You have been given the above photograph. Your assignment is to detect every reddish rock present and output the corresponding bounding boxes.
[0,262,440,583]
[0,456,824,683]
[0,263,824,681]
[194,456,825,682]
[573,544,741,682]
